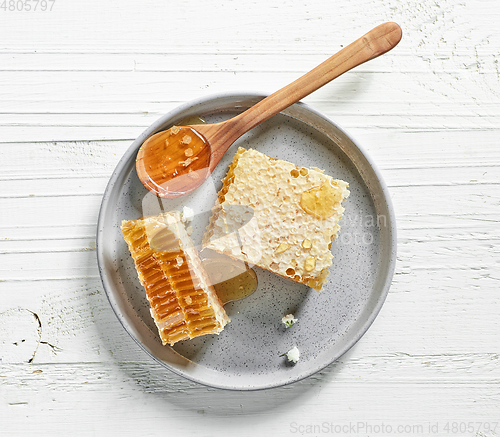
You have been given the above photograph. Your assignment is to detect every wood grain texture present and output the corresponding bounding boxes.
[1,0,499,435]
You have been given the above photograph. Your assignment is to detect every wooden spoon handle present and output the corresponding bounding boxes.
[205,22,402,163]
[235,22,401,131]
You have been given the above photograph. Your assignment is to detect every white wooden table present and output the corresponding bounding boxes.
[1,1,499,436]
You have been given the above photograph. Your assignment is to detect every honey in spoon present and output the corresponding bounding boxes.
[136,125,211,198]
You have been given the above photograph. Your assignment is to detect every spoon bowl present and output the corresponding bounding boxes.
[136,126,211,197]
[136,22,402,198]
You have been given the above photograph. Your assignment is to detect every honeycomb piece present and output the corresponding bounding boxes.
[203,148,349,291]
[122,211,229,346]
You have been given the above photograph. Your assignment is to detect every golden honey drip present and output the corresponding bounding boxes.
[300,181,342,220]
[178,115,207,126]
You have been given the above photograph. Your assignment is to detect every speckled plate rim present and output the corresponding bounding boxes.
[96,91,397,391]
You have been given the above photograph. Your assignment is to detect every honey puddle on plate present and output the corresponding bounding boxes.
[202,256,258,304]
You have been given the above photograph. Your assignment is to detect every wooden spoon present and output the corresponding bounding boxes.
[136,22,402,198]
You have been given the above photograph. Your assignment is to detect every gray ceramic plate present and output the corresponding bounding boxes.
[96,92,397,390]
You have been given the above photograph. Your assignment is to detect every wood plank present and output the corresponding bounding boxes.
[1,358,499,435]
